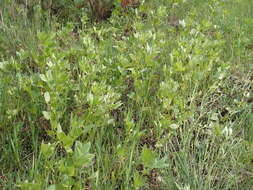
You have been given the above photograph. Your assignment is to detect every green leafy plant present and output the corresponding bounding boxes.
[1,0,253,189]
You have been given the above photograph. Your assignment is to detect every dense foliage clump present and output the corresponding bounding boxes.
[0,0,253,189]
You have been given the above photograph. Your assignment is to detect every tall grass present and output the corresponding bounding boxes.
[0,0,253,189]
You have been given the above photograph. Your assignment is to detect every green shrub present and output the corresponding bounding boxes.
[1,0,253,189]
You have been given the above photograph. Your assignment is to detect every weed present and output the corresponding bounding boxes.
[0,0,252,189]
